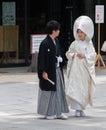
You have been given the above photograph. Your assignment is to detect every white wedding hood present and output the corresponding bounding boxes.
[73,15,94,41]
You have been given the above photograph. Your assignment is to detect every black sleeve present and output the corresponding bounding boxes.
[37,42,46,79]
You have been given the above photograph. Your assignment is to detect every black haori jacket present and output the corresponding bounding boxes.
[37,35,64,91]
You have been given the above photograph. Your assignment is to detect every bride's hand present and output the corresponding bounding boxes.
[77,53,85,59]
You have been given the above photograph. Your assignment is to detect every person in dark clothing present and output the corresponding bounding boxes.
[37,20,69,120]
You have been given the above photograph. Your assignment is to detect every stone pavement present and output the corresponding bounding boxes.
[0,66,106,130]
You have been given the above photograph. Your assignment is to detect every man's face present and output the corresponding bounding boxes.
[53,30,60,37]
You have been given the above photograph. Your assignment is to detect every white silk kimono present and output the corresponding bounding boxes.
[65,40,96,110]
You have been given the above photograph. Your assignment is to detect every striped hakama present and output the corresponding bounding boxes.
[37,67,69,117]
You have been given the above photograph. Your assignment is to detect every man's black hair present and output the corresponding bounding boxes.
[46,20,60,34]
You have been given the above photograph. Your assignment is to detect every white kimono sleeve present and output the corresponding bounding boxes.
[65,41,76,78]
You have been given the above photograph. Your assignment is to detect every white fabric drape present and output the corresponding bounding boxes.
[65,40,96,109]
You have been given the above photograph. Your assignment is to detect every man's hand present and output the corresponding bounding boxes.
[42,72,48,80]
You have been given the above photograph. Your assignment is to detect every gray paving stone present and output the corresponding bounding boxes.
[0,67,105,130]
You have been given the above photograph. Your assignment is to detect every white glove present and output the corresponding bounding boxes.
[57,56,63,63]
[56,56,63,67]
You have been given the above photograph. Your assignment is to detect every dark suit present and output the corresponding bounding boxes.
[37,35,62,91]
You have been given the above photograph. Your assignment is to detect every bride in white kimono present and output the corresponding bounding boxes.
[65,16,97,117]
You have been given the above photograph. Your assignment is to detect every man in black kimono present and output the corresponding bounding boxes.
[37,20,69,120]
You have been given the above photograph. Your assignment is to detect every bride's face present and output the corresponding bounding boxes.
[77,29,86,41]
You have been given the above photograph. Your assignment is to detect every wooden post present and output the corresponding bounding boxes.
[95,23,106,68]
[28,53,38,72]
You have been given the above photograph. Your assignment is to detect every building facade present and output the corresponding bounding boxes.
[0,0,106,67]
